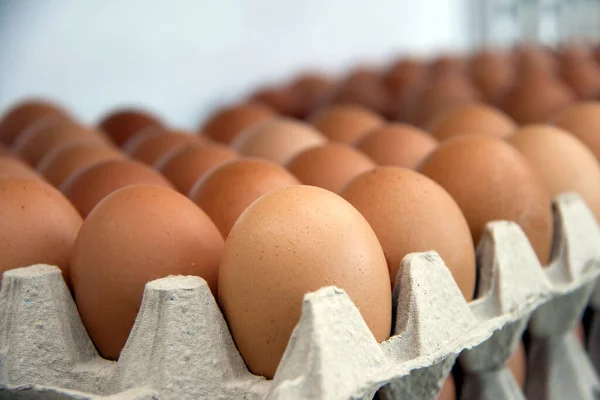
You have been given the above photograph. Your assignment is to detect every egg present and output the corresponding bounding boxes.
[125,131,200,166]
[286,143,376,193]
[500,73,575,124]
[340,167,475,299]
[13,119,113,166]
[438,374,456,400]
[418,135,553,264]
[354,123,437,169]
[0,157,44,180]
[516,43,558,77]
[231,118,326,164]
[37,141,124,188]
[289,73,334,119]
[554,102,600,162]
[429,53,468,76]
[328,79,391,118]
[310,104,385,143]
[507,124,600,221]
[71,185,223,359]
[250,85,302,118]
[560,57,600,100]
[0,178,82,284]
[383,58,427,121]
[408,71,480,126]
[189,158,300,238]
[98,107,164,147]
[0,99,71,145]
[507,342,526,388]
[426,103,517,141]
[0,144,10,157]
[218,185,392,378]
[470,49,515,104]
[201,103,275,144]
[61,159,173,217]
[156,143,237,194]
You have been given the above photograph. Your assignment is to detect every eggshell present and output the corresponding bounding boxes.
[341,167,475,299]
[560,58,600,100]
[0,144,11,157]
[71,185,223,359]
[218,185,392,378]
[426,103,517,141]
[61,159,173,217]
[418,135,553,264]
[98,108,163,147]
[328,79,391,118]
[125,131,200,166]
[310,104,385,144]
[470,50,515,104]
[201,103,275,144]
[507,124,600,222]
[383,58,427,97]
[0,178,82,284]
[37,141,124,188]
[231,118,326,164]
[500,74,575,124]
[156,143,237,194]
[0,99,71,145]
[0,157,44,181]
[289,73,334,119]
[554,102,600,162]
[516,43,558,76]
[354,123,437,169]
[250,85,302,118]
[286,143,376,193]
[507,342,527,388]
[189,158,300,238]
[13,118,113,166]
[430,53,468,76]
[438,374,456,400]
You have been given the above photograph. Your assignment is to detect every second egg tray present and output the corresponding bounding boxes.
[1,193,600,400]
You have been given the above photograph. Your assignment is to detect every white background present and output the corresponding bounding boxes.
[0,1,472,128]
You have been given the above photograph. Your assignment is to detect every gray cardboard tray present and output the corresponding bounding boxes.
[1,193,599,400]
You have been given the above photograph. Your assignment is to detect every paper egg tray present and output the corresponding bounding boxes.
[1,193,600,400]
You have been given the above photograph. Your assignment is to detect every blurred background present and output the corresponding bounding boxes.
[0,0,599,127]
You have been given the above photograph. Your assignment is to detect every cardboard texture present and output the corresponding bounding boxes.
[1,193,600,400]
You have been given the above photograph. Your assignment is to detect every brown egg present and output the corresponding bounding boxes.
[0,99,71,145]
[201,103,275,144]
[286,143,376,193]
[500,74,575,124]
[61,159,173,217]
[354,123,437,169]
[438,374,456,400]
[250,85,302,118]
[156,143,237,194]
[231,118,326,164]
[383,58,427,97]
[0,157,44,180]
[516,43,558,76]
[0,143,11,157]
[507,342,526,388]
[408,71,480,126]
[219,185,392,378]
[430,53,468,76]
[554,102,600,161]
[310,104,385,143]
[0,178,82,284]
[71,185,223,359]
[98,107,163,147]
[125,131,199,166]
[13,119,112,167]
[418,135,553,264]
[507,124,600,221]
[37,141,124,188]
[426,103,517,141]
[328,79,391,118]
[561,58,600,100]
[189,158,300,238]
[343,66,382,86]
[470,50,516,104]
[290,73,334,119]
[341,167,475,299]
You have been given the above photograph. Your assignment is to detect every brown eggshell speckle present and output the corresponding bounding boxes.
[507,124,600,222]
[418,135,553,264]
[189,158,300,238]
[0,178,82,284]
[286,143,376,193]
[98,108,163,147]
[341,167,475,300]
[232,118,326,164]
[201,103,275,144]
[554,102,600,162]
[218,185,392,378]
[310,104,385,144]
[354,123,438,169]
[125,131,200,166]
[156,143,237,194]
[0,99,71,145]
[61,159,173,217]
[426,103,517,141]
[71,185,223,359]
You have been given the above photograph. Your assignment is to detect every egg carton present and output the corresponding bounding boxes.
[0,193,599,400]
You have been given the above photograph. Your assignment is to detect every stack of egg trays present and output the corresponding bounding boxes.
[1,193,599,400]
